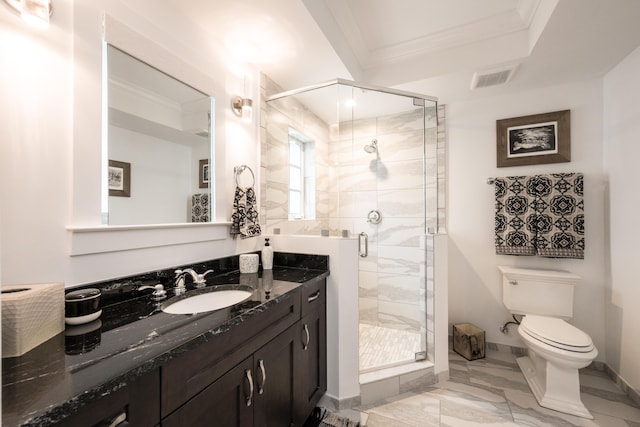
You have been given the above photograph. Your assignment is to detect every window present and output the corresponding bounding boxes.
[288,128,315,220]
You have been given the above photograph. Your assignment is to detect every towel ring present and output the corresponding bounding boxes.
[234,165,255,187]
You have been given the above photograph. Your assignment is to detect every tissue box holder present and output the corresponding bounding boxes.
[2,282,65,358]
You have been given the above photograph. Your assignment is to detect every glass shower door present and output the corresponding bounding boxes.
[334,86,430,373]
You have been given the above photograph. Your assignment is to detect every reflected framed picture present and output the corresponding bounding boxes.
[199,159,209,188]
[108,160,130,197]
[497,110,570,167]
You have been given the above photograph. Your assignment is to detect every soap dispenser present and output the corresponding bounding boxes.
[262,238,273,270]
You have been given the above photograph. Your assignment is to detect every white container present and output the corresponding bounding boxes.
[262,238,273,270]
[239,254,259,273]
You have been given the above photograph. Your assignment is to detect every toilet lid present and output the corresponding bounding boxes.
[520,315,594,352]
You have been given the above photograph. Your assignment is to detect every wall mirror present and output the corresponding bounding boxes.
[103,44,214,225]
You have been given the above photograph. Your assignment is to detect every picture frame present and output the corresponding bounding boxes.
[108,160,131,197]
[496,110,570,168]
[199,159,209,188]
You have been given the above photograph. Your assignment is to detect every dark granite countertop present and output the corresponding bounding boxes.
[2,253,329,426]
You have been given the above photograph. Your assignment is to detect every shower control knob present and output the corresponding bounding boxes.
[367,210,382,224]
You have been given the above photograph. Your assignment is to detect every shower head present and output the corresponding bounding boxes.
[364,139,378,154]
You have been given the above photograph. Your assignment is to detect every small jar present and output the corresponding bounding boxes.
[65,288,102,325]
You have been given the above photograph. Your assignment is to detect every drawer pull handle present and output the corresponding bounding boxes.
[245,369,254,407]
[303,324,310,350]
[307,290,320,303]
[258,359,266,395]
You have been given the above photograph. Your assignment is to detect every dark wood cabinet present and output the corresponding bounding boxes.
[253,324,298,427]
[162,357,254,427]
[295,280,327,426]
[57,279,326,427]
[58,369,160,427]
[161,291,301,418]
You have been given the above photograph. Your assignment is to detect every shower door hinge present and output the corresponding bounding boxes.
[414,351,427,361]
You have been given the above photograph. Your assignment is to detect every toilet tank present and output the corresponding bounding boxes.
[499,266,580,319]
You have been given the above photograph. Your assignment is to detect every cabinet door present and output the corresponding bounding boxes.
[162,357,254,427]
[295,305,327,425]
[253,324,298,427]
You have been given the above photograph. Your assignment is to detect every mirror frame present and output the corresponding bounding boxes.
[68,13,229,256]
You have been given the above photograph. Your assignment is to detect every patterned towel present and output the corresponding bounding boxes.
[230,186,261,238]
[494,176,537,256]
[191,193,209,222]
[534,173,584,258]
[495,173,584,259]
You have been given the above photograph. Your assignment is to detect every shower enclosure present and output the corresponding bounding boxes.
[263,79,439,374]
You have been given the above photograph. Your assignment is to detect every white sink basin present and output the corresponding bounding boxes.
[162,289,252,315]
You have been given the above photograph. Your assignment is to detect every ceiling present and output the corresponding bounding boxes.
[168,0,640,103]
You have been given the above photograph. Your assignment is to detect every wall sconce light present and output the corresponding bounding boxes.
[3,0,52,29]
[231,95,253,123]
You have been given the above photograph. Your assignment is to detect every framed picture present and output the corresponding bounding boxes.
[496,110,570,167]
[108,160,130,197]
[199,159,209,188]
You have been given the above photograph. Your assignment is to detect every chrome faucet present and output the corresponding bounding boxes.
[174,268,214,291]
[174,270,187,295]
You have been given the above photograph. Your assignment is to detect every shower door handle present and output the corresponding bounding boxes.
[359,232,368,257]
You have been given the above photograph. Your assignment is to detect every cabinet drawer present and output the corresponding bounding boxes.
[58,369,160,427]
[300,279,326,318]
[161,291,301,418]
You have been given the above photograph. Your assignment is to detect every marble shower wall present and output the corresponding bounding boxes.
[261,77,332,235]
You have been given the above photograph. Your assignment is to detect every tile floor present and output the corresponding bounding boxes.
[360,324,422,373]
[342,345,640,426]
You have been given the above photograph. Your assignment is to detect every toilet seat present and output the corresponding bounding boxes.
[520,315,594,353]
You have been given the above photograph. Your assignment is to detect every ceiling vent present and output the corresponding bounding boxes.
[470,63,520,89]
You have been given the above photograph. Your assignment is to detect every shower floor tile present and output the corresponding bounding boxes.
[360,323,421,373]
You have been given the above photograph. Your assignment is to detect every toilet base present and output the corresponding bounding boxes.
[517,355,593,419]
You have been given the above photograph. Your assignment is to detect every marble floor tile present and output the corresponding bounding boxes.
[365,412,417,427]
[353,346,640,427]
[360,392,441,427]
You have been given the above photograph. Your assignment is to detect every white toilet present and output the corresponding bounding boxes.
[499,266,598,419]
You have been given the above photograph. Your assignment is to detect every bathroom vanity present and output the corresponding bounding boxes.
[1,253,328,427]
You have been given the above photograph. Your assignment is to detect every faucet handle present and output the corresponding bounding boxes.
[196,269,214,283]
[138,284,167,301]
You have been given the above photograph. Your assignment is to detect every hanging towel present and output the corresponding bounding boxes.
[494,173,584,259]
[230,186,261,238]
[494,176,537,256]
[191,193,209,222]
[534,173,584,259]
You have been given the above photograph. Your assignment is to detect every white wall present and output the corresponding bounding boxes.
[0,0,260,286]
[446,79,607,361]
[603,45,640,392]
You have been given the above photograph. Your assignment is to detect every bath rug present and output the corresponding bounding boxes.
[304,407,363,427]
